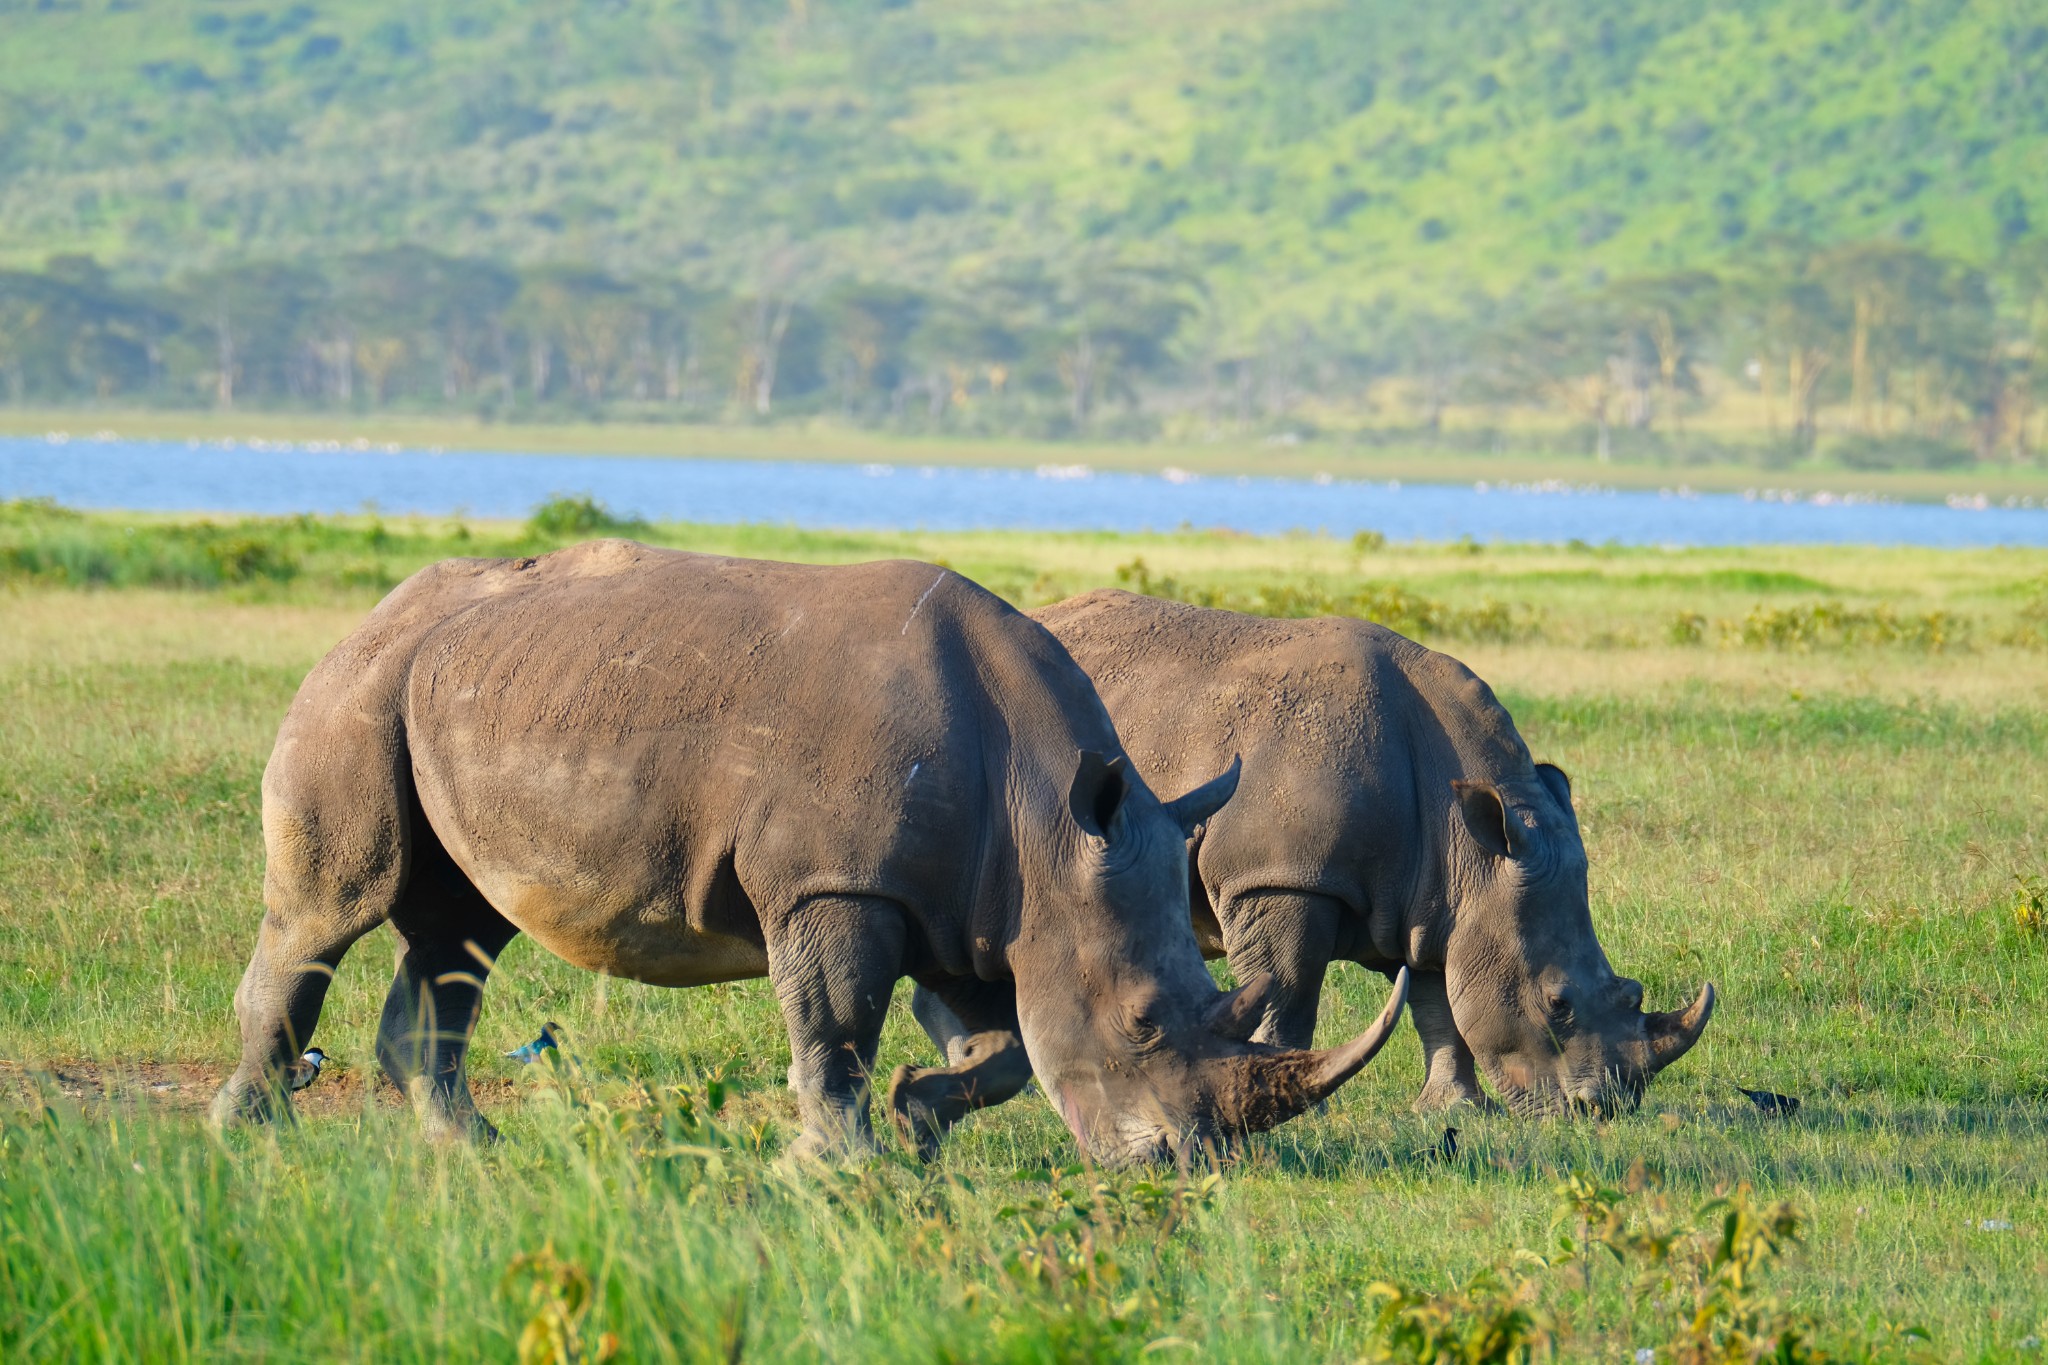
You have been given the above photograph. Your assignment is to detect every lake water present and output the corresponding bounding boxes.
[5,433,2048,547]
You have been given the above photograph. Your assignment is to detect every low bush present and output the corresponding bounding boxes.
[526,493,649,540]
[1825,434,1976,472]
[1363,1169,1932,1364]
[1114,557,1540,643]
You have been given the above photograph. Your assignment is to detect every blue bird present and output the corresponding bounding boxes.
[286,1048,326,1092]
[505,1022,561,1064]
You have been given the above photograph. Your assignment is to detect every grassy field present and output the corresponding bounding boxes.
[9,407,2048,503]
[3,501,2047,1360]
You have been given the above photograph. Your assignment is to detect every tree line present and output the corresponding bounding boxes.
[3,238,2045,466]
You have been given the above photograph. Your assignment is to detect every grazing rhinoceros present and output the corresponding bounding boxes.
[210,545,1407,1164]
[909,589,1712,1117]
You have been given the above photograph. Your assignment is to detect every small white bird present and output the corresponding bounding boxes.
[286,1048,326,1092]
[505,1023,561,1065]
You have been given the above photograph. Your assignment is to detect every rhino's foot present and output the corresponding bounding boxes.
[208,1074,291,1131]
[888,1030,1035,1163]
[783,1126,885,1166]
[418,1108,500,1145]
[407,1079,500,1144]
[1413,1082,1499,1115]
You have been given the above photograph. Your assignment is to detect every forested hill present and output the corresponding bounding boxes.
[4,0,2041,317]
[2,0,2046,461]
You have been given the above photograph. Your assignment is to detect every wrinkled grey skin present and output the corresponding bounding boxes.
[209,545,1404,1164]
[915,590,1712,1117]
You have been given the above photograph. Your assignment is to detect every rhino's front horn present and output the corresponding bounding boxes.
[1210,967,1410,1135]
[1646,981,1717,1072]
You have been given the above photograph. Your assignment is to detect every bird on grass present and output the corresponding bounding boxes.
[505,1023,562,1065]
[285,1048,326,1093]
[1736,1086,1800,1117]
[1422,1126,1460,1166]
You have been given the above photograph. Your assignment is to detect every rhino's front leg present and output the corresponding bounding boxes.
[891,981,1034,1161]
[1216,890,1341,1049]
[766,894,908,1161]
[1409,970,1492,1112]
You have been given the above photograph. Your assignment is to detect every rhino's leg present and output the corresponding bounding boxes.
[766,894,908,1161]
[211,906,384,1128]
[212,707,414,1130]
[376,836,519,1143]
[1409,970,1491,1112]
[1215,890,1341,1049]
[890,980,1034,1161]
[909,983,973,1063]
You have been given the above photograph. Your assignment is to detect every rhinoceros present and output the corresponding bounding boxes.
[909,589,1712,1117]
[210,545,1407,1163]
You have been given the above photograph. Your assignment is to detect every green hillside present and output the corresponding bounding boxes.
[1,0,2045,457]
[6,0,2044,308]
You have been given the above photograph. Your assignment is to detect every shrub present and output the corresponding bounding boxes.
[1731,602,1964,652]
[1825,433,1975,471]
[526,493,649,540]
[1360,1170,1931,1365]
[1668,611,1707,645]
[1111,558,1539,643]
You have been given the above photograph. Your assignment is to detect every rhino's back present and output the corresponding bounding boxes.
[1033,589,1531,914]
[283,543,1089,984]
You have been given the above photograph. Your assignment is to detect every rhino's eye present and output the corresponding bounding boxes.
[1121,1011,1165,1048]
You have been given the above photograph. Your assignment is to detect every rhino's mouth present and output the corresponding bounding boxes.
[1488,1067,1648,1118]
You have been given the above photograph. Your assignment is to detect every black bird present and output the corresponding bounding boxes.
[1425,1126,1460,1164]
[1736,1086,1800,1116]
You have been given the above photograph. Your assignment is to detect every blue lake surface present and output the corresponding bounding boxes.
[5,433,2048,547]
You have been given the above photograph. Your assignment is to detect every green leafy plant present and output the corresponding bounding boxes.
[526,494,649,540]
[1357,1170,1929,1364]
[2013,875,2046,939]
[501,1245,620,1365]
[1112,557,1538,642]
[1363,1269,1555,1365]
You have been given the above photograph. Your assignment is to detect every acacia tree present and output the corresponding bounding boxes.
[1599,272,1722,434]
[176,262,325,409]
[1728,256,1842,455]
[1481,293,1634,460]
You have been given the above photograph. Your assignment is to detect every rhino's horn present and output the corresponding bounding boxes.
[1203,973,1275,1043]
[1646,981,1717,1072]
[1208,967,1409,1135]
[1304,965,1410,1098]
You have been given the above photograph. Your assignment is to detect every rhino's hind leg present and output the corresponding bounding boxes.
[1216,890,1342,1050]
[211,909,380,1128]
[1409,970,1493,1112]
[891,982,1034,1161]
[766,894,908,1162]
[376,844,520,1143]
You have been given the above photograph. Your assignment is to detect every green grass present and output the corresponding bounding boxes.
[3,504,2048,1359]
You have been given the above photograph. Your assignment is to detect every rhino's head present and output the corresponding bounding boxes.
[1017,752,1408,1166]
[1443,764,1715,1116]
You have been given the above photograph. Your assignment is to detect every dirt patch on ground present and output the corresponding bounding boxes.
[0,1059,521,1121]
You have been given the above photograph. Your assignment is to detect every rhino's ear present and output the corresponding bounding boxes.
[1163,754,1242,839]
[1534,762,1573,810]
[1069,750,1130,840]
[1452,778,1519,859]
